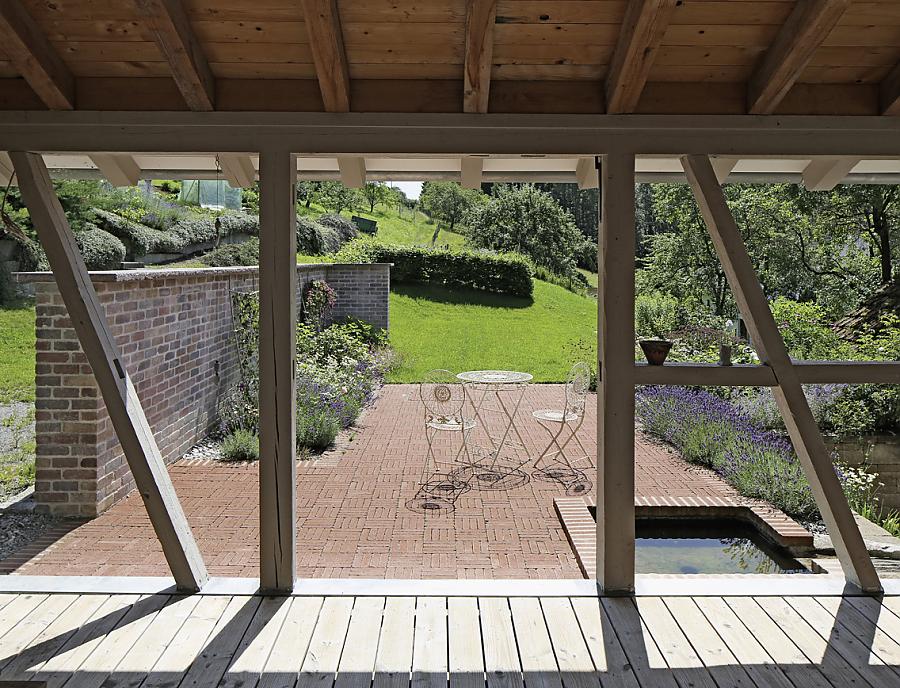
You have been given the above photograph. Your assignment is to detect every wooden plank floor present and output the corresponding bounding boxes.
[2,592,900,688]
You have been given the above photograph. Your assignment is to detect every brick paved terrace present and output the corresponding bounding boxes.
[3,384,810,579]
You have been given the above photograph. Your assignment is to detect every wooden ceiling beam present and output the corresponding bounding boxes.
[464,0,498,114]
[0,0,75,110]
[460,157,483,188]
[710,157,738,183]
[337,156,366,188]
[300,0,351,113]
[219,154,257,188]
[802,156,860,191]
[133,0,215,112]
[879,63,900,116]
[604,0,678,115]
[575,157,599,189]
[747,0,850,115]
[88,154,141,187]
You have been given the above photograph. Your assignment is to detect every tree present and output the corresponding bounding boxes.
[316,182,361,214]
[465,184,585,277]
[418,181,482,231]
[361,182,388,212]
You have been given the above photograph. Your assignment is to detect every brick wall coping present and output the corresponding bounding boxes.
[13,263,392,283]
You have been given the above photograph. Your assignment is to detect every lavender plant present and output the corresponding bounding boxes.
[635,385,822,519]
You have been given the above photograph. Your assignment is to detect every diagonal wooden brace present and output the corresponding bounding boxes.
[11,151,209,592]
[682,153,881,593]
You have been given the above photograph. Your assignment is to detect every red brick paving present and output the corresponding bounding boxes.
[6,384,808,579]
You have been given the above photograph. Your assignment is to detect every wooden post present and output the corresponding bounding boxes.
[258,148,298,593]
[597,153,636,594]
[682,153,881,593]
[11,151,208,592]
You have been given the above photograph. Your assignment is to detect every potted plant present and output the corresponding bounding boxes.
[639,337,673,365]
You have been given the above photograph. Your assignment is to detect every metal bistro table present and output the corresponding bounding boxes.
[456,370,533,489]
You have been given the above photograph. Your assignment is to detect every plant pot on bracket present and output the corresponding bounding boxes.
[639,339,673,365]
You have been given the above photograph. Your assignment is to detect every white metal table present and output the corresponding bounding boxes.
[456,370,533,489]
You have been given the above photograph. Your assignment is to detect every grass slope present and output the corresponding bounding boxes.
[0,298,36,403]
[387,280,597,383]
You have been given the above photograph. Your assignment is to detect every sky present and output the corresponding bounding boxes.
[386,181,422,200]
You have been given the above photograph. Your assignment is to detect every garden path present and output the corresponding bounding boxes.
[2,385,806,579]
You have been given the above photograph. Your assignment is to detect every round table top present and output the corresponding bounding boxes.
[456,370,533,384]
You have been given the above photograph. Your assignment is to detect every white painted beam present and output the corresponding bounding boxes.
[802,157,860,191]
[460,157,483,189]
[258,149,297,594]
[575,157,599,190]
[337,156,366,188]
[0,152,13,186]
[710,156,738,183]
[597,153,636,595]
[11,151,208,592]
[682,153,881,594]
[219,154,257,188]
[88,154,142,187]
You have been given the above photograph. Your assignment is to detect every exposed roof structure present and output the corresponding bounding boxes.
[3,1,900,186]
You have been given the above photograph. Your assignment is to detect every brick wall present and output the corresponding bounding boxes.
[18,263,390,517]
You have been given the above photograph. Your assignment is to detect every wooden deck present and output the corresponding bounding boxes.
[2,582,900,688]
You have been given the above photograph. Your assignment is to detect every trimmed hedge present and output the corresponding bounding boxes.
[316,213,359,247]
[335,236,533,297]
[13,225,125,272]
[92,208,260,257]
[201,238,260,267]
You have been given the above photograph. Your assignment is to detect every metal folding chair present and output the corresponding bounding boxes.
[406,369,476,514]
[530,361,593,495]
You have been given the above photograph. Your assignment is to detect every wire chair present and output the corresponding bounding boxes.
[406,370,476,514]
[530,362,593,496]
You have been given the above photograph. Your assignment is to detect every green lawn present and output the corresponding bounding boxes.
[0,298,36,403]
[387,280,597,383]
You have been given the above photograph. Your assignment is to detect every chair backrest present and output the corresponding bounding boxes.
[565,362,591,413]
[420,369,465,419]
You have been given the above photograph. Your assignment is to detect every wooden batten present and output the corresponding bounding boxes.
[10,151,208,592]
[88,154,141,187]
[597,153,636,594]
[604,0,678,115]
[681,153,881,594]
[463,0,498,113]
[300,0,352,112]
[258,149,298,594]
[0,1,75,110]
[747,0,851,115]
[133,0,216,112]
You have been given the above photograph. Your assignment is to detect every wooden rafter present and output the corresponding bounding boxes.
[258,149,298,593]
[880,62,900,116]
[300,0,351,113]
[88,154,141,187]
[0,152,13,186]
[0,0,75,110]
[681,153,881,593]
[604,0,678,115]
[337,156,366,188]
[133,0,215,112]
[464,0,498,114]
[597,153,636,594]
[747,0,850,115]
[11,151,209,592]
[460,157,483,188]
[219,154,257,188]
[802,156,860,191]
[575,158,598,189]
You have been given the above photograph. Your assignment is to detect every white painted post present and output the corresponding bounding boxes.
[11,151,208,591]
[258,148,298,593]
[597,153,636,594]
[682,153,881,593]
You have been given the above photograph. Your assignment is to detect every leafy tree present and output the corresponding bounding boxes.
[361,182,388,212]
[419,181,482,231]
[464,183,584,277]
[316,182,361,214]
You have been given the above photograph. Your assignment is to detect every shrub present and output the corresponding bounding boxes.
[0,262,16,304]
[635,291,686,340]
[220,429,260,462]
[316,213,359,247]
[217,379,260,437]
[296,216,335,254]
[202,238,259,267]
[302,279,336,331]
[334,236,533,297]
[74,225,126,269]
[296,322,370,367]
[14,238,49,272]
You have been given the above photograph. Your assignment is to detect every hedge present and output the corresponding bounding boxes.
[201,238,260,267]
[335,236,533,297]
[92,208,260,257]
[14,225,125,272]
